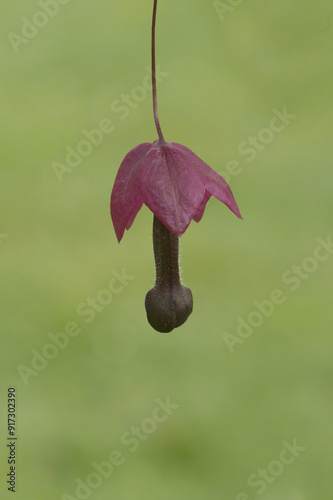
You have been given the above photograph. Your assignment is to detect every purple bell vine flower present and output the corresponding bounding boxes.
[110,0,242,333]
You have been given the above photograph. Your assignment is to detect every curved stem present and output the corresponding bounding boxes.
[152,0,164,142]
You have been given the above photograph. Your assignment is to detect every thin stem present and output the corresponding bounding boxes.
[152,0,164,142]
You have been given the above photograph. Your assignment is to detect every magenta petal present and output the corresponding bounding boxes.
[171,143,242,220]
[138,142,205,236]
[111,143,152,242]
[193,190,211,222]
[111,138,241,242]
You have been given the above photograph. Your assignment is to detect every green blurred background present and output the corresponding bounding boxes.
[1,1,333,499]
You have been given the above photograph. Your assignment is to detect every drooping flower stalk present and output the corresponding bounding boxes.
[151,0,164,142]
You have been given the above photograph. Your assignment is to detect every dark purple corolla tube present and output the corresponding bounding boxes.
[145,215,193,333]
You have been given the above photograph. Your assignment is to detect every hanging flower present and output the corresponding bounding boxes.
[111,140,241,243]
[110,0,242,333]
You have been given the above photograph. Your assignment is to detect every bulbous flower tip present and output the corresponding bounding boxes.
[145,283,193,333]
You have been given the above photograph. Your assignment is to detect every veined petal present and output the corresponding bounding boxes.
[171,143,242,220]
[138,142,205,236]
[111,143,152,242]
